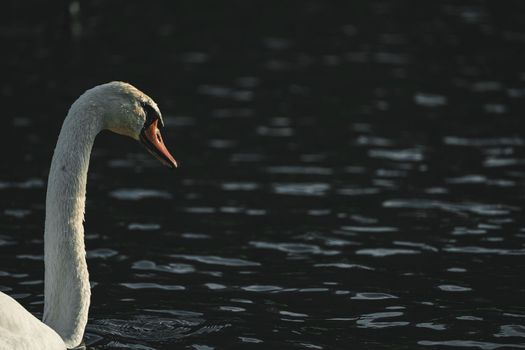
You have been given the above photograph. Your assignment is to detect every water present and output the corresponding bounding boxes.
[1,1,525,349]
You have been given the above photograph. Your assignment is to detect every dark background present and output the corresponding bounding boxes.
[2,0,525,182]
[3,1,525,121]
[1,1,525,349]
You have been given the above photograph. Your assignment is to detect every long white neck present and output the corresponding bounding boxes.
[43,98,104,348]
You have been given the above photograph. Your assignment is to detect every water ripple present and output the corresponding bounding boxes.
[3,209,31,218]
[110,189,172,200]
[416,322,447,330]
[356,248,420,257]
[368,148,424,162]
[221,182,259,191]
[241,285,283,292]
[352,292,398,300]
[132,260,196,274]
[265,166,333,175]
[414,93,448,107]
[171,255,260,267]
[120,283,186,291]
[437,284,472,292]
[357,311,409,329]
[279,310,308,318]
[88,316,227,343]
[418,340,525,349]
[239,336,263,344]
[127,223,161,231]
[250,241,339,255]
[444,137,524,147]
[4,3,525,349]
[314,263,374,270]
[87,248,118,259]
[383,199,517,216]
[495,325,525,338]
[444,247,525,256]
[272,182,330,196]
[341,225,398,233]
[0,236,16,247]
[0,178,44,190]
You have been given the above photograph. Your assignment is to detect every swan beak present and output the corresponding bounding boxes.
[139,119,178,169]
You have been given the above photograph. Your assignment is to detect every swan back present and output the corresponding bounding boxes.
[0,293,65,350]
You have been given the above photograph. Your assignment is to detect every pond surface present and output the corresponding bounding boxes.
[1,1,525,349]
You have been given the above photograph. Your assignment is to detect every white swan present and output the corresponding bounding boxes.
[0,82,177,350]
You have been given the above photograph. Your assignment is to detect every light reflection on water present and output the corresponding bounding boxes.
[1,1,525,349]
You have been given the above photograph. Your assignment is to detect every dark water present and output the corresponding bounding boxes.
[2,1,525,349]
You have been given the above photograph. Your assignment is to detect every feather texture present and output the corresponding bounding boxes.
[0,82,159,350]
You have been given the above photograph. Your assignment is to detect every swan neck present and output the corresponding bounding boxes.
[43,101,103,348]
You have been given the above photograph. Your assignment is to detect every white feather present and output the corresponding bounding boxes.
[0,82,158,349]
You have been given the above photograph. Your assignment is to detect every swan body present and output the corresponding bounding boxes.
[0,82,176,350]
[0,293,64,349]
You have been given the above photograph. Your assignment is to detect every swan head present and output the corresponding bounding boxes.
[89,81,177,169]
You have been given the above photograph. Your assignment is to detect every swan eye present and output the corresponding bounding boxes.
[142,102,163,128]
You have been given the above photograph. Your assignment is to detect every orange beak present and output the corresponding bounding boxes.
[139,119,178,169]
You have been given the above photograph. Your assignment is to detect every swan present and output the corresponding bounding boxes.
[0,82,177,350]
